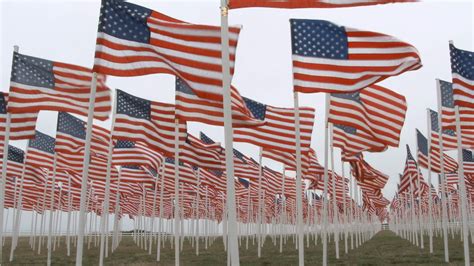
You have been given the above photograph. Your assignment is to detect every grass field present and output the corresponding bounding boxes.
[1,230,473,265]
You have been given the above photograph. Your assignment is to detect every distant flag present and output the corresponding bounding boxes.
[399,145,419,193]
[234,97,315,153]
[333,124,387,155]
[416,129,458,173]
[429,109,474,150]
[94,0,242,102]
[329,85,407,147]
[8,52,111,120]
[113,90,187,157]
[180,134,223,170]
[175,78,262,127]
[0,92,38,140]
[450,43,474,108]
[27,131,56,169]
[437,79,474,130]
[290,19,421,93]
[228,0,416,9]
[462,149,474,175]
[238,178,250,188]
[112,140,163,172]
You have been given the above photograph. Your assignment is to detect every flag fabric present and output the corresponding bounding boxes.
[329,85,407,147]
[113,140,163,172]
[27,130,56,170]
[450,43,474,108]
[114,89,187,157]
[8,52,111,120]
[333,124,387,155]
[429,109,474,150]
[175,78,263,127]
[94,0,241,102]
[416,129,458,173]
[228,0,416,9]
[463,149,474,175]
[0,92,38,140]
[234,97,315,153]
[399,145,419,193]
[180,133,223,170]
[290,19,421,94]
[438,79,474,130]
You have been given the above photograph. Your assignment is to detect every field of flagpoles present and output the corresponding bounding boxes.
[0,0,473,265]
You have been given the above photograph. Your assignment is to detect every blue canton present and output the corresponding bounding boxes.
[176,78,195,96]
[115,139,135,149]
[450,44,474,80]
[416,129,428,156]
[334,124,357,135]
[0,92,6,114]
[429,109,440,133]
[11,52,54,88]
[243,97,266,121]
[290,19,348,59]
[200,132,216,145]
[332,91,362,103]
[239,178,249,188]
[8,145,25,163]
[463,149,474,162]
[439,80,454,108]
[98,0,151,44]
[116,89,151,120]
[57,112,86,140]
[29,131,55,154]
[406,145,415,162]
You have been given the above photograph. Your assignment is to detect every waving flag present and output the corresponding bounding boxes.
[94,0,241,102]
[234,97,315,153]
[8,52,110,120]
[463,149,474,175]
[228,0,416,9]
[450,44,474,108]
[416,129,458,173]
[333,124,387,155]
[290,19,421,93]
[114,90,187,157]
[113,140,163,172]
[399,145,419,194]
[180,134,223,170]
[27,131,56,169]
[1,93,38,140]
[429,109,474,150]
[438,79,474,130]
[175,78,262,127]
[329,85,406,147]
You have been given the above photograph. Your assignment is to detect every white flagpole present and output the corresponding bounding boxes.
[293,92,305,266]
[219,1,240,265]
[279,166,286,253]
[75,72,98,266]
[47,154,58,266]
[148,168,160,255]
[173,118,181,266]
[436,79,451,262]
[257,147,263,258]
[322,94,331,266]
[342,161,348,254]
[454,92,471,266]
[414,131,424,250]
[99,90,117,266]
[426,109,434,253]
[66,173,72,256]
[156,163,165,261]
[0,45,19,265]
[195,168,201,256]
[329,123,339,259]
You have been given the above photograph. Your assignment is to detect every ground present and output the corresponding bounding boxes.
[1,230,473,265]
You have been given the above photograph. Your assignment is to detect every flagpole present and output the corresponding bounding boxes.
[156,163,165,261]
[436,79,451,263]
[47,153,58,266]
[322,93,330,266]
[414,131,424,250]
[279,166,286,253]
[173,118,181,266]
[425,109,434,253]
[148,168,160,255]
[257,147,263,258]
[75,72,98,266]
[329,123,339,259]
[341,161,348,254]
[98,89,117,266]
[0,45,19,265]
[219,1,240,265]
[454,92,471,266]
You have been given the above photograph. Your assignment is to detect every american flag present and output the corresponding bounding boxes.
[399,145,419,194]
[94,0,241,102]
[27,130,56,170]
[2,145,25,178]
[349,154,388,190]
[180,134,223,170]
[0,92,38,140]
[113,89,187,157]
[445,171,458,186]
[416,129,458,173]
[438,79,474,130]
[228,0,416,9]
[462,149,474,175]
[8,52,111,120]
[290,19,421,93]
[429,109,474,151]
[113,140,163,172]
[333,124,387,155]
[234,96,315,153]
[329,85,407,147]
[450,44,474,108]
[175,78,263,127]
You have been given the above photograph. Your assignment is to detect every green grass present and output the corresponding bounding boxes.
[1,230,473,265]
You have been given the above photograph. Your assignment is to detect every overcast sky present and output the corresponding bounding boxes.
[1,0,473,207]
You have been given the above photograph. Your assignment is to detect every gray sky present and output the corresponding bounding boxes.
[1,0,473,206]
